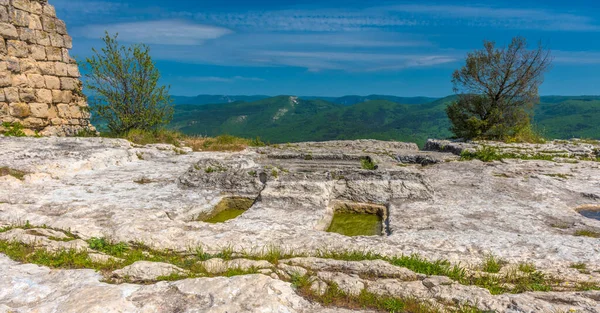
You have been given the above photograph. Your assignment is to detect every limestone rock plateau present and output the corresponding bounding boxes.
[1,136,600,312]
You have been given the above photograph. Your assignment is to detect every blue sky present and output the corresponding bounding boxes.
[53,0,600,97]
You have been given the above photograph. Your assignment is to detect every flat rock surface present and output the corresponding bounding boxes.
[1,136,600,311]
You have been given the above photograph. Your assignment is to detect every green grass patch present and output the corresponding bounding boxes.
[460,146,562,162]
[360,157,377,170]
[481,255,505,273]
[327,212,383,237]
[199,197,255,223]
[574,229,600,238]
[0,167,28,180]
[1,122,27,137]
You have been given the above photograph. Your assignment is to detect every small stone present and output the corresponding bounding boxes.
[22,116,45,128]
[38,62,55,75]
[19,88,36,102]
[6,57,20,72]
[422,276,454,289]
[7,40,29,57]
[45,46,62,61]
[29,44,46,60]
[36,88,52,103]
[66,64,79,77]
[60,77,76,90]
[0,73,11,87]
[29,103,48,118]
[27,74,45,88]
[4,87,19,102]
[55,62,67,76]
[52,90,71,103]
[0,22,18,39]
[9,102,30,117]
[12,74,29,88]
[44,75,59,89]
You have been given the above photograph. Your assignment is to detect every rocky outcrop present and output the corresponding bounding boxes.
[1,137,600,312]
[0,0,94,136]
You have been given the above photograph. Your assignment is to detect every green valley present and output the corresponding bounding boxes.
[168,95,600,147]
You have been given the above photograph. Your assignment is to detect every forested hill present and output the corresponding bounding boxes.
[170,95,600,147]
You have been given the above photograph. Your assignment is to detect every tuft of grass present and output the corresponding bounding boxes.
[0,167,28,180]
[184,135,257,152]
[88,237,129,257]
[291,277,481,313]
[570,262,588,273]
[121,128,184,147]
[133,177,154,184]
[75,128,98,137]
[461,146,562,162]
[1,122,27,137]
[360,157,377,170]
[574,230,600,238]
[544,173,571,179]
[481,255,505,273]
[518,262,537,273]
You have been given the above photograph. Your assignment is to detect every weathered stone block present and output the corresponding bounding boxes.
[19,58,39,74]
[47,104,56,118]
[19,87,36,102]
[50,117,63,125]
[54,61,67,76]
[9,8,29,27]
[0,102,8,115]
[28,13,42,30]
[29,102,48,118]
[59,77,76,90]
[6,57,21,72]
[52,89,71,103]
[29,44,46,60]
[61,48,74,63]
[0,38,6,54]
[0,73,11,87]
[56,102,69,117]
[27,73,45,88]
[12,0,32,13]
[49,32,63,47]
[38,61,54,75]
[55,18,66,34]
[35,29,49,45]
[23,116,45,128]
[0,22,18,39]
[0,89,5,102]
[30,1,42,15]
[35,88,51,103]
[43,75,59,89]
[62,34,72,49]
[0,6,8,23]
[66,64,79,77]
[40,15,54,31]
[4,87,19,102]
[11,73,29,87]
[69,105,82,119]
[45,46,61,61]
[7,40,28,57]
[9,102,30,117]
[42,3,55,17]
[17,26,36,43]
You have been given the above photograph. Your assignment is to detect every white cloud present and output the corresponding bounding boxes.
[387,5,599,32]
[178,76,266,83]
[71,20,232,45]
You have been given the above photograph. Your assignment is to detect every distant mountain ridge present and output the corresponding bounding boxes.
[170,95,600,147]
[172,94,439,106]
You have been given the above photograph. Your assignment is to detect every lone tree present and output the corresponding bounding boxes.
[446,36,552,140]
[83,33,173,135]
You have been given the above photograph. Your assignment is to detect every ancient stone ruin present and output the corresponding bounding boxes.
[0,0,93,136]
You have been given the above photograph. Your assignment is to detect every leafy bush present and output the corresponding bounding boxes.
[83,32,173,135]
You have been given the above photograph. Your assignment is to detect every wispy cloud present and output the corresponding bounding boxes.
[553,51,600,64]
[71,20,232,45]
[387,5,599,31]
[178,76,266,83]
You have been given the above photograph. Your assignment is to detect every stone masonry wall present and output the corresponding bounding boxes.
[0,0,93,136]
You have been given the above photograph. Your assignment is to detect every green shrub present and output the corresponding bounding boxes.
[1,122,26,137]
[83,32,173,135]
[360,157,377,170]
